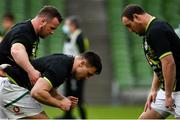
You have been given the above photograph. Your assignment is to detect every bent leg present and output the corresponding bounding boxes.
[1,78,44,119]
[138,108,165,119]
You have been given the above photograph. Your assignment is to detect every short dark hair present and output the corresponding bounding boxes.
[81,51,102,74]
[121,4,145,21]
[37,5,63,23]
[67,16,80,29]
[3,12,15,21]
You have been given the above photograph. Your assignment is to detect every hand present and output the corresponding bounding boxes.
[0,69,6,77]
[0,64,10,77]
[144,91,157,112]
[68,96,78,108]
[28,69,41,85]
[165,96,174,111]
[59,98,72,111]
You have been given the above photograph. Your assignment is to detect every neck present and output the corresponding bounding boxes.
[71,56,78,74]
[31,17,39,35]
[143,13,153,29]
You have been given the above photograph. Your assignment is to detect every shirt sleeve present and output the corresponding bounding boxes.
[149,26,172,59]
[41,64,66,88]
[11,34,32,50]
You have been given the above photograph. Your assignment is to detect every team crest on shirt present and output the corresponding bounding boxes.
[7,105,24,115]
[13,106,20,113]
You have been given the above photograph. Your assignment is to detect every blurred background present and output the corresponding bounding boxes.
[0,0,180,119]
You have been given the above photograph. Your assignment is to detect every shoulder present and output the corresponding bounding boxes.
[10,21,32,36]
[35,54,74,66]
[49,54,74,71]
[149,19,172,33]
[44,53,73,59]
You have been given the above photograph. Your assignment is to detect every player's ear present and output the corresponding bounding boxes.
[133,13,140,22]
[79,59,86,67]
[39,17,47,26]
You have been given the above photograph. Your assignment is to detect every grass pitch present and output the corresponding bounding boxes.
[44,105,174,119]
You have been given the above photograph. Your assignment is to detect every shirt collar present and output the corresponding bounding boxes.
[145,16,156,32]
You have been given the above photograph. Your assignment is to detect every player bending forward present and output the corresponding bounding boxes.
[0,51,102,119]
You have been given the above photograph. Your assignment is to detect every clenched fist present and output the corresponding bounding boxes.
[59,98,72,111]
[68,96,78,108]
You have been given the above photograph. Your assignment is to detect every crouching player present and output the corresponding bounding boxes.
[0,51,102,119]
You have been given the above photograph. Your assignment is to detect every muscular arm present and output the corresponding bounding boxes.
[11,43,35,73]
[30,77,62,107]
[160,54,176,97]
[11,43,40,84]
[0,66,5,76]
[50,89,66,100]
[50,87,78,109]
[30,77,71,110]
[150,72,160,92]
[144,72,160,112]
[0,64,10,77]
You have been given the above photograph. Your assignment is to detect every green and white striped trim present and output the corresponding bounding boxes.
[43,77,53,88]
[6,73,18,85]
[4,91,29,108]
[159,52,172,59]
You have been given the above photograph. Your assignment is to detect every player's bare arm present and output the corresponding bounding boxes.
[0,65,6,77]
[151,72,160,92]
[50,89,78,108]
[144,72,160,112]
[0,66,5,77]
[0,64,11,77]
[50,88,66,100]
[11,43,40,84]
[67,96,78,108]
[30,77,71,111]
[160,54,176,110]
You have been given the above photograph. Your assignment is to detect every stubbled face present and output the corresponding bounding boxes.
[73,60,97,80]
[39,17,60,38]
[122,16,145,36]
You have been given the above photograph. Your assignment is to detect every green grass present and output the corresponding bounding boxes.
[44,105,174,119]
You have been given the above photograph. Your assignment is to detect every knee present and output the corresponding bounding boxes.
[138,112,146,120]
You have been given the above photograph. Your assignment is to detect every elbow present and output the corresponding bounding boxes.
[161,56,176,69]
[167,59,176,68]
[171,62,176,71]
[30,89,40,99]
[165,60,176,72]
[171,61,176,68]
[11,47,20,58]
[166,60,175,68]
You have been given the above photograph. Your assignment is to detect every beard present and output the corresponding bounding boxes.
[73,72,85,80]
[136,29,146,36]
[137,32,144,36]
[38,26,47,38]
